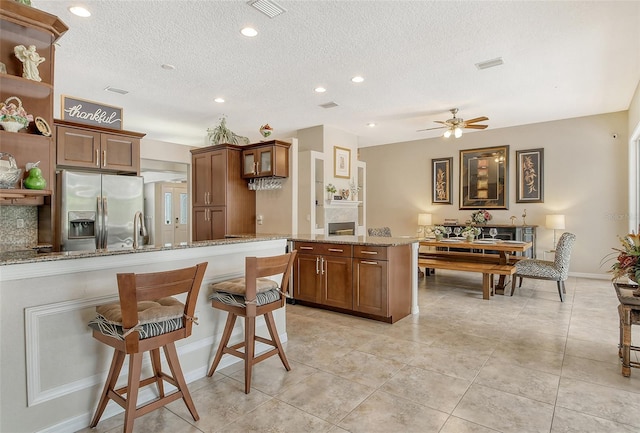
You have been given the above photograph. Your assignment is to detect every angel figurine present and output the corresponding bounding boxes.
[14,45,45,82]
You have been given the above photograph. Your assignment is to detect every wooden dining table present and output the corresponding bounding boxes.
[419,238,533,297]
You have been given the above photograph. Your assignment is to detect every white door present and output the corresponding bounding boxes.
[158,183,188,246]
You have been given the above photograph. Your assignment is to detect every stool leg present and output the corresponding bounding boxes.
[123,352,143,433]
[90,349,125,428]
[150,348,164,398]
[164,342,199,421]
[207,313,237,377]
[244,316,256,394]
[264,311,291,371]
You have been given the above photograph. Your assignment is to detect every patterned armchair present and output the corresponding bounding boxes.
[367,227,392,237]
[510,232,576,302]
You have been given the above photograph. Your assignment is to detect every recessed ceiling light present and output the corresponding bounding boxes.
[241,27,258,37]
[314,87,326,93]
[68,6,91,17]
[367,122,376,127]
[104,86,128,95]
[161,64,175,70]
[351,76,364,83]
[214,97,225,103]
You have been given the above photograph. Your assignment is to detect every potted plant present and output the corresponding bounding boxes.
[462,226,481,242]
[326,183,336,201]
[207,116,249,145]
[607,231,640,294]
[433,225,446,241]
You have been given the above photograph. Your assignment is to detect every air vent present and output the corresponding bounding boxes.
[104,86,129,95]
[248,0,286,18]
[475,57,504,70]
[319,102,339,109]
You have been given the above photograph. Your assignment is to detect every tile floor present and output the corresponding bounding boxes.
[78,271,640,433]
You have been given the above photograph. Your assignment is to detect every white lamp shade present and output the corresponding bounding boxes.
[418,213,432,226]
[545,214,565,230]
[443,129,452,138]
[454,127,462,138]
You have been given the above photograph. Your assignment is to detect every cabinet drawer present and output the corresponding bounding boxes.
[294,242,352,257]
[354,245,388,260]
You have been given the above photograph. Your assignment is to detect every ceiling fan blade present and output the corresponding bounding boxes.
[433,120,448,125]
[464,116,489,124]
[464,124,488,129]
[417,126,446,132]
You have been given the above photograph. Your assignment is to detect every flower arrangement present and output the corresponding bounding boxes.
[608,231,640,283]
[0,97,31,127]
[461,226,482,239]
[326,183,337,194]
[349,177,360,197]
[432,225,446,236]
[471,209,492,224]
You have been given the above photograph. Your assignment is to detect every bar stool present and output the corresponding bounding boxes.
[88,262,207,433]
[207,251,296,393]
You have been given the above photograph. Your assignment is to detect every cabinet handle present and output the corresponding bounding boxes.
[254,162,258,175]
[315,257,319,274]
[327,248,343,253]
[300,246,314,250]
[361,260,378,265]
[95,149,99,167]
[361,251,378,255]
[321,257,325,275]
[102,150,106,167]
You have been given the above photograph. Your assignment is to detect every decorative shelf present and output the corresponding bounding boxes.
[326,200,361,207]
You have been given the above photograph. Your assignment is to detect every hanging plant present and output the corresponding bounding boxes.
[207,116,249,145]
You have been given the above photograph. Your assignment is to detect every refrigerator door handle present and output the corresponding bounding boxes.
[96,196,103,249]
[102,197,109,249]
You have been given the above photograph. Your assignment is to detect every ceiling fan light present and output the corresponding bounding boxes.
[454,127,463,138]
[443,129,452,138]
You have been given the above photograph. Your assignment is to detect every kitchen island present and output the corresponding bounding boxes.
[289,235,420,323]
[0,236,288,433]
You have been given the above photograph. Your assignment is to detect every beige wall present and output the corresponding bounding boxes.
[359,111,629,276]
[628,80,640,138]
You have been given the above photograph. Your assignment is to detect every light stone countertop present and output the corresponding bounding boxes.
[0,234,420,266]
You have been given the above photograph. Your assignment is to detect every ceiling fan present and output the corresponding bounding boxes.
[417,108,489,138]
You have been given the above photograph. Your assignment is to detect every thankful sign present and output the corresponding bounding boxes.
[61,95,123,129]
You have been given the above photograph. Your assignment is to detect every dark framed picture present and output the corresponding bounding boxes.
[516,148,544,203]
[459,145,509,209]
[431,157,453,204]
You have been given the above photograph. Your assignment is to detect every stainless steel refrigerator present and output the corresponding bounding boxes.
[58,170,145,251]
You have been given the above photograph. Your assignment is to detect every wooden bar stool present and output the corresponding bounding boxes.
[207,251,296,393]
[88,262,207,433]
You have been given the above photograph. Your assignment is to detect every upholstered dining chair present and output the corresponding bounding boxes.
[207,251,297,393]
[368,227,392,237]
[88,262,208,433]
[510,232,576,302]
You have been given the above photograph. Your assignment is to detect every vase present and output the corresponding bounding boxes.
[435,234,443,241]
[0,121,25,133]
[466,235,475,242]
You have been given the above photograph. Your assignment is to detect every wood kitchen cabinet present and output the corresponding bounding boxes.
[293,241,411,323]
[294,242,352,309]
[190,144,255,241]
[242,140,290,178]
[55,120,143,174]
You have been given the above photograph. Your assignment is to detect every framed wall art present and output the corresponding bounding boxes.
[516,148,544,203]
[431,157,453,204]
[333,146,351,178]
[459,145,509,209]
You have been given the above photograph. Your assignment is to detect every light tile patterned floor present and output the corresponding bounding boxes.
[78,271,640,433]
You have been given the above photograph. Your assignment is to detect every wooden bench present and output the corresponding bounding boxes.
[418,256,516,300]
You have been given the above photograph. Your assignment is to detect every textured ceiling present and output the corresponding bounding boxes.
[36,0,640,148]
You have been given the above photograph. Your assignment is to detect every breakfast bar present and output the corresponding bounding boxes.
[0,236,288,433]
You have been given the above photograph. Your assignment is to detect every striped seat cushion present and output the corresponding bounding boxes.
[88,297,184,340]
[209,288,281,307]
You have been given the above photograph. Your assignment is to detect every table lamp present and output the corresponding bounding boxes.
[418,213,432,237]
[545,214,565,250]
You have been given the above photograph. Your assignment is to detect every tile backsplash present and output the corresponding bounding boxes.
[0,205,38,248]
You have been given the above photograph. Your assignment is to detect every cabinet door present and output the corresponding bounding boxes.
[209,206,226,239]
[209,150,227,206]
[257,147,273,176]
[322,255,353,309]
[192,152,212,207]
[101,134,139,172]
[294,254,321,302]
[242,150,257,177]
[57,126,100,168]
[192,207,211,241]
[353,258,388,316]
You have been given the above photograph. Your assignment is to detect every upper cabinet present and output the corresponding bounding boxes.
[0,1,68,198]
[241,140,290,179]
[55,120,144,174]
